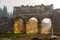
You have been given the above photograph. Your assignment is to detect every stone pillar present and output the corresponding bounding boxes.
[23,18,26,34]
[38,18,41,34]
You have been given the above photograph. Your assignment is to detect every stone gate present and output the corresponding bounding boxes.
[13,4,59,34]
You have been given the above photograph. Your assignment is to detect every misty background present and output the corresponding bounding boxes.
[0,0,60,12]
[0,0,60,18]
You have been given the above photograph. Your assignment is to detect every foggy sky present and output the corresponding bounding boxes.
[0,0,60,12]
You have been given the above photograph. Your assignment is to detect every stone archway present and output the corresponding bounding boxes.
[26,17,38,34]
[14,18,23,33]
[41,18,52,34]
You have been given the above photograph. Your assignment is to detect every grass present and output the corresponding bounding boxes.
[0,33,32,38]
[0,33,60,38]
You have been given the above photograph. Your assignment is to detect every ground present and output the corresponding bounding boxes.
[0,34,60,40]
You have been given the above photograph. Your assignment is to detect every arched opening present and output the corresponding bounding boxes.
[14,18,23,33]
[41,18,52,34]
[26,17,38,34]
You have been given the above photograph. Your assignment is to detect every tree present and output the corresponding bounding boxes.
[9,12,13,19]
[0,8,3,18]
[2,5,9,17]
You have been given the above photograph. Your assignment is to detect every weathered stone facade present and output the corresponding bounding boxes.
[0,17,13,33]
[0,4,60,34]
[13,4,54,34]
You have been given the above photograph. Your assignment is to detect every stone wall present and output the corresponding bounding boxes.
[0,17,13,33]
[13,4,53,34]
